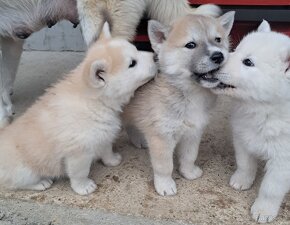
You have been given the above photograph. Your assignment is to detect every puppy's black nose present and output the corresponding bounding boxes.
[210,52,224,64]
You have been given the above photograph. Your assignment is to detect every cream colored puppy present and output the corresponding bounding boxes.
[0,22,156,195]
[123,12,235,196]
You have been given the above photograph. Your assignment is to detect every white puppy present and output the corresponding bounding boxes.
[212,21,290,223]
[0,22,156,195]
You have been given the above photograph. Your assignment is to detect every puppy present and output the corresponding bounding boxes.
[77,0,221,45]
[0,22,157,195]
[0,0,79,128]
[123,12,235,196]
[211,21,290,223]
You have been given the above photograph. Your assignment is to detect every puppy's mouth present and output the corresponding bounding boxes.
[193,68,220,83]
[214,82,236,89]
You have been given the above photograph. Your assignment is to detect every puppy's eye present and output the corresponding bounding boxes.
[242,58,255,67]
[215,37,221,43]
[129,59,137,68]
[185,42,196,49]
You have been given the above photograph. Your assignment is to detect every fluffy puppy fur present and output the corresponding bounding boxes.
[0,0,79,128]
[77,0,221,45]
[211,21,290,223]
[123,12,235,196]
[0,22,157,195]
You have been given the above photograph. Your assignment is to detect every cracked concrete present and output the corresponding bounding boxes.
[0,51,289,225]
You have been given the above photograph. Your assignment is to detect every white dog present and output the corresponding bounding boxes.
[123,11,235,196]
[0,21,157,195]
[211,21,290,223]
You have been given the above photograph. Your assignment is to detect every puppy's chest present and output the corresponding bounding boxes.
[232,108,290,158]
[164,95,209,134]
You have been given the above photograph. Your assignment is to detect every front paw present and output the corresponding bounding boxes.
[71,178,97,195]
[154,175,177,196]
[251,198,280,223]
[179,165,203,180]
[230,170,255,191]
[102,153,122,167]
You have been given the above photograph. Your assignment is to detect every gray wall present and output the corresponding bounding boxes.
[24,21,86,52]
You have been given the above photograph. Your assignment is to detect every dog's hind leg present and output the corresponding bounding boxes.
[125,125,148,149]
[0,37,23,127]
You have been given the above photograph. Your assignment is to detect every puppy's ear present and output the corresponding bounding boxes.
[90,60,107,88]
[99,22,112,41]
[218,11,235,36]
[148,20,169,54]
[257,20,271,33]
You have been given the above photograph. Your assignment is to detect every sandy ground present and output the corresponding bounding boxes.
[0,51,289,225]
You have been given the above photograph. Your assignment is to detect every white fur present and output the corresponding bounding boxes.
[212,21,290,223]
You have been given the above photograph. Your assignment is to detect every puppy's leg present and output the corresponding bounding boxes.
[23,178,53,191]
[5,166,53,191]
[0,37,23,127]
[230,139,257,190]
[101,143,122,167]
[65,153,96,195]
[147,134,177,196]
[177,130,203,180]
[126,125,148,149]
[251,160,290,223]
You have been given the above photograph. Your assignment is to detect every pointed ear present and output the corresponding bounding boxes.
[218,11,235,36]
[90,60,107,88]
[148,20,169,54]
[99,21,111,41]
[257,20,271,33]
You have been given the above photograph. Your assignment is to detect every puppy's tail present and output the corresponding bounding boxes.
[192,4,222,17]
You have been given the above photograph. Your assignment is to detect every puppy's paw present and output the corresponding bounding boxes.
[154,176,177,196]
[71,178,97,195]
[230,170,254,191]
[103,153,122,167]
[179,165,203,180]
[26,178,53,191]
[251,198,279,223]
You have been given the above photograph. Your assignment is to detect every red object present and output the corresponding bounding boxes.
[134,1,290,46]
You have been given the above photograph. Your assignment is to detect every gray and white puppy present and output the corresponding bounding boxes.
[0,0,79,127]
[123,12,235,196]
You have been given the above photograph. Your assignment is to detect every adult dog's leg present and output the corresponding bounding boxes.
[0,37,23,127]
[76,0,106,45]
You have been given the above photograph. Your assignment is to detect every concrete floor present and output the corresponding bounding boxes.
[0,51,289,225]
